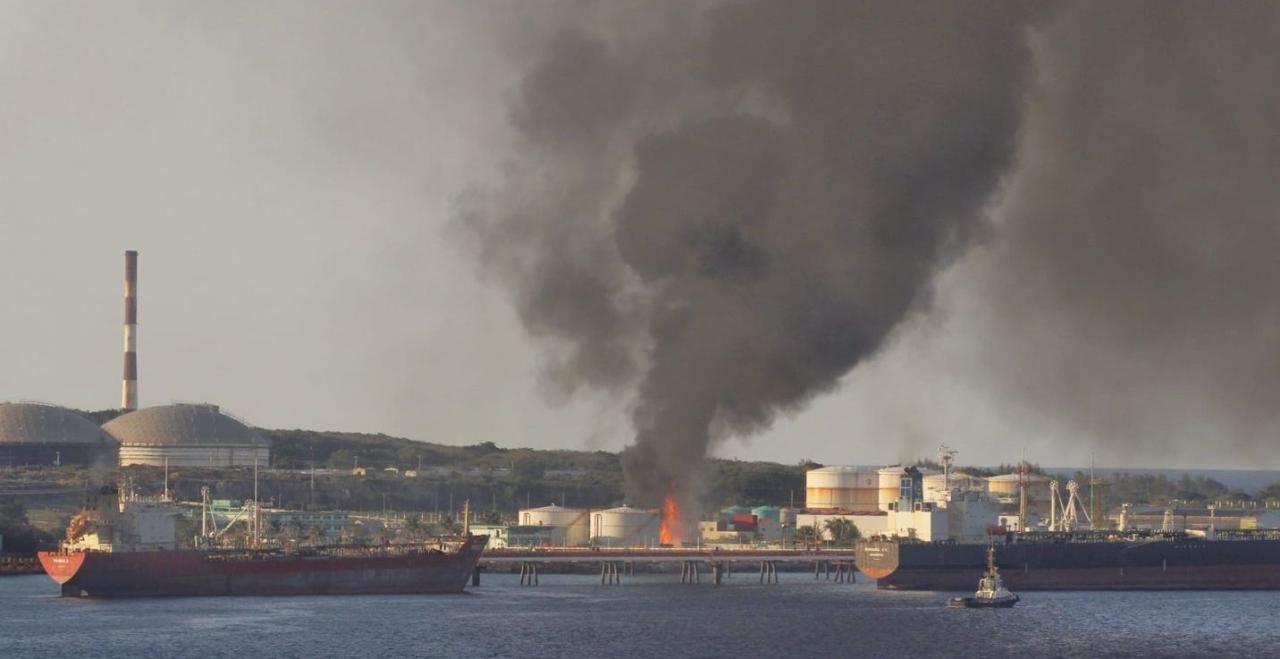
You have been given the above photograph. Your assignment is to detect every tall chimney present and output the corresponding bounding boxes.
[121,250,138,411]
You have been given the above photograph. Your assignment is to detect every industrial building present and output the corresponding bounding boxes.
[795,511,888,540]
[106,403,269,467]
[470,524,566,549]
[0,402,118,467]
[699,506,787,545]
[800,463,1004,542]
[808,464,976,513]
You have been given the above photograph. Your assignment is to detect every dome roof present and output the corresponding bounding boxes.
[988,473,1051,482]
[600,506,654,515]
[103,404,266,447]
[0,403,115,445]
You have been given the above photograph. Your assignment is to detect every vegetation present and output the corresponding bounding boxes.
[963,463,1048,477]
[703,460,805,509]
[822,518,860,546]
[793,525,821,548]
[0,501,55,552]
[1092,472,1234,506]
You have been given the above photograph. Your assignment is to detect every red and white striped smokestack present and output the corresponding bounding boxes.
[121,250,138,411]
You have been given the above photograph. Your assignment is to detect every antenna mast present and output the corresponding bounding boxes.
[253,458,260,547]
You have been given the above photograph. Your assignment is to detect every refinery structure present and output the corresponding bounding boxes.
[0,251,270,470]
[0,402,117,467]
[106,403,269,468]
[5,250,1280,577]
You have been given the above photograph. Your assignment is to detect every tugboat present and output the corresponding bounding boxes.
[948,545,1019,608]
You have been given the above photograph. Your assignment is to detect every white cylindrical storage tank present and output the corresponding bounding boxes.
[953,472,987,494]
[986,473,1051,505]
[805,466,879,512]
[923,473,951,502]
[986,473,1021,497]
[519,504,591,546]
[877,466,903,511]
[590,506,659,547]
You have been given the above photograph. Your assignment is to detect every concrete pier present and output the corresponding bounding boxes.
[520,562,539,586]
[601,561,622,585]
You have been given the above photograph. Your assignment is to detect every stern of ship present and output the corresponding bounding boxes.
[37,552,85,586]
[855,539,900,582]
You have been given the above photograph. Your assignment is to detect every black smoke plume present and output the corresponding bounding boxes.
[468,1,1042,505]
[965,2,1280,464]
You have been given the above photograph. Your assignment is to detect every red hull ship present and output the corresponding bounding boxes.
[38,485,488,598]
[39,538,488,598]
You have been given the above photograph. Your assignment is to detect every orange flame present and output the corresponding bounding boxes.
[660,494,684,546]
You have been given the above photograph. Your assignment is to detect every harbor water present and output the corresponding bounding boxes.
[2,572,1276,658]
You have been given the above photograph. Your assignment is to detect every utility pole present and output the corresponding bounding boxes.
[253,458,260,548]
[1018,460,1027,532]
[1089,453,1096,531]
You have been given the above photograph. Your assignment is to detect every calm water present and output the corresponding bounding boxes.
[2,572,1276,658]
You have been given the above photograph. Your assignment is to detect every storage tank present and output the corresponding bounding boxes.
[986,473,1051,505]
[954,471,988,494]
[805,466,879,512]
[752,506,781,524]
[923,472,951,502]
[877,466,904,511]
[519,504,591,546]
[590,506,659,547]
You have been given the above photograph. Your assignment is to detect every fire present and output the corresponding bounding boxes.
[660,493,684,546]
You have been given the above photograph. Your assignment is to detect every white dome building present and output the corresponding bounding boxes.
[105,403,269,467]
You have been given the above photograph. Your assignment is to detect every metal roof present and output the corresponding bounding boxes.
[0,402,115,445]
[103,403,267,447]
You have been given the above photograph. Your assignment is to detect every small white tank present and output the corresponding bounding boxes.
[986,473,1051,503]
[519,504,590,546]
[590,506,659,547]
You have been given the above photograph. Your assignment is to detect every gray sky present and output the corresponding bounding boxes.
[2,2,1275,471]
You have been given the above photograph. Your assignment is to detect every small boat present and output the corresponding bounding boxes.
[948,545,1019,608]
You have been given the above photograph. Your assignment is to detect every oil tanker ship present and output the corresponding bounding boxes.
[38,486,487,598]
[856,531,1280,590]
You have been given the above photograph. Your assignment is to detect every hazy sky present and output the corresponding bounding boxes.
[2,2,1275,471]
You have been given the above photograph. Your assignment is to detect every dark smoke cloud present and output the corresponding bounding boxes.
[468,1,1042,504]
[967,2,1280,464]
